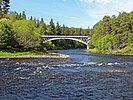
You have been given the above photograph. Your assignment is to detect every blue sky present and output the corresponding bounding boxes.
[10,0,133,28]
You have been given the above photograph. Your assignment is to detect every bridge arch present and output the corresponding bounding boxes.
[41,35,90,47]
[43,38,88,45]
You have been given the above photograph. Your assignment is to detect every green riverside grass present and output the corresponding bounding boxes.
[87,47,133,55]
[0,51,69,58]
[0,51,45,57]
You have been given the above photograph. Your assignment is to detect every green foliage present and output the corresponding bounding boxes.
[21,11,26,20]
[55,22,61,35]
[42,41,55,50]
[9,11,18,22]
[46,18,55,35]
[0,10,90,53]
[12,20,41,51]
[0,18,14,51]
[90,11,133,54]
[37,18,47,35]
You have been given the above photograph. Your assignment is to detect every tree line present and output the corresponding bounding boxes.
[0,10,90,52]
[89,12,133,54]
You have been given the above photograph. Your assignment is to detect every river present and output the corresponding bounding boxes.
[1,50,133,100]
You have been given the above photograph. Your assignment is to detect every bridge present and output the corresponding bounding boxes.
[41,35,90,46]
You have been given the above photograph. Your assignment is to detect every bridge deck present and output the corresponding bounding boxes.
[41,35,88,38]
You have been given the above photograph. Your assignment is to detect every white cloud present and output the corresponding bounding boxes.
[80,0,115,4]
[64,16,79,20]
[80,0,133,21]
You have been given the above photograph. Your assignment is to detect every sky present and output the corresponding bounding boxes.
[10,0,133,28]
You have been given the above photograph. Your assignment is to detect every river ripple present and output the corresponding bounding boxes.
[1,50,133,100]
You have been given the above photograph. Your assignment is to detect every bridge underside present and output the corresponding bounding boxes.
[42,36,90,46]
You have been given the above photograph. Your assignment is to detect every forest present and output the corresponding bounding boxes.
[88,12,133,54]
[0,0,89,53]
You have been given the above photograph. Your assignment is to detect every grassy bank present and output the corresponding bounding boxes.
[0,51,69,58]
[0,51,45,57]
[87,47,133,55]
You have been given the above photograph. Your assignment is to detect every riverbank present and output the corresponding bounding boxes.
[0,51,69,59]
[87,48,133,55]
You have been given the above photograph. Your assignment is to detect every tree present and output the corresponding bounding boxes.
[0,18,15,51]
[30,16,33,21]
[12,20,41,51]
[37,18,47,35]
[86,27,91,36]
[36,19,40,28]
[61,24,66,35]
[47,18,55,35]
[0,0,2,16]
[9,11,18,22]
[55,22,61,35]
[0,0,10,17]
[34,17,36,24]
[21,11,26,20]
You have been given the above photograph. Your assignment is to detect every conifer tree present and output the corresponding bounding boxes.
[36,19,40,28]
[21,11,26,20]
[0,0,10,17]
[61,24,66,35]
[48,18,55,35]
[30,16,33,21]
[55,22,61,35]
[18,13,22,20]
[38,18,47,35]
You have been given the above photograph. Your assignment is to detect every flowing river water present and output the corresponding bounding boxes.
[1,50,133,100]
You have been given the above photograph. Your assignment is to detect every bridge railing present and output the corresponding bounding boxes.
[41,35,88,38]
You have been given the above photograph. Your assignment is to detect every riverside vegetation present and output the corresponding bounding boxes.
[1,0,133,56]
[0,1,89,57]
[0,13,89,56]
[88,12,133,55]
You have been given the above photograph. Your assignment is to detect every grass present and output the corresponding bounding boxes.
[86,48,101,54]
[0,51,69,58]
[0,51,44,57]
[87,47,133,55]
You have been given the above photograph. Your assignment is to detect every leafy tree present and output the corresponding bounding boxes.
[12,20,41,51]
[90,11,133,54]
[0,18,15,51]
[9,11,18,22]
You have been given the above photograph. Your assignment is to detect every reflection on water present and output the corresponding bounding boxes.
[1,50,133,99]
